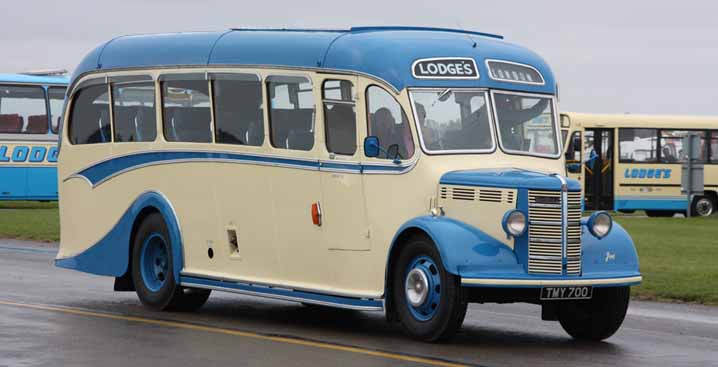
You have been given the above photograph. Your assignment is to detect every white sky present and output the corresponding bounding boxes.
[2,0,717,115]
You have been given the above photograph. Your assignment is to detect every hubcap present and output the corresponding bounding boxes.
[140,233,169,292]
[404,256,442,321]
[405,268,429,307]
[695,198,714,217]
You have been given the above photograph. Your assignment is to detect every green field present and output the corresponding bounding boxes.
[0,202,715,304]
[614,214,718,305]
[0,201,59,242]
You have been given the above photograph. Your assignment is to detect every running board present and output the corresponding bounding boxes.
[180,275,384,311]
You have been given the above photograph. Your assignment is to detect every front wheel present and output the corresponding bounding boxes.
[557,286,630,341]
[131,212,210,311]
[392,234,467,342]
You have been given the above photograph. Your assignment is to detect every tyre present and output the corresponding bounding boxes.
[691,195,716,217]
[392,234,467,342]
[645,210,675,217]
[131,212,210,311]
[557,286,630,341]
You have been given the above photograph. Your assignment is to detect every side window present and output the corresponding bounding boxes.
[267,76,315,151]
[0,85,47,134]
[618,128,657,163]
[69,84,111,144]
[161,79,211,143]
[112,83,157,142]
[711,131,718,163]
[322,79,356,155]
[366,86,414,159]
[213,74,264,146]
[660,130,706,163]
[48,87,66,134]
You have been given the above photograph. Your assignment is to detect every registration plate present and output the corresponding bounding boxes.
[540,286,593,300]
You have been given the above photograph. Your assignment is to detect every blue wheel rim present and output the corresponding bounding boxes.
[140,233,169,293]
[405,256,442,321]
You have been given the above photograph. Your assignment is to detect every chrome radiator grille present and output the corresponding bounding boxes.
[528,190,582,275]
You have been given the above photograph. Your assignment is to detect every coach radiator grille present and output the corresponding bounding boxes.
[528,190,582,275]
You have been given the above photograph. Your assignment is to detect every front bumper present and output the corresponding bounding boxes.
[461,273,642,288]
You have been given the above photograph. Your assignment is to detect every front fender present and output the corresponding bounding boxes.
[581,220,640,276]
[55,191,183,280]
[390,216,522,277]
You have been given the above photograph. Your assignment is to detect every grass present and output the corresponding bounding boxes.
[0,201,59,242]
[0,202,715,304]
[614,213,718,305]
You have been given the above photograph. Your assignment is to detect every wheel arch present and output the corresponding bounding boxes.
[57,191,184,283]
[383,216,517,319]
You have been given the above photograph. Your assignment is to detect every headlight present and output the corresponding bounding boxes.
[502,209,527,237]
[588,211,612,239]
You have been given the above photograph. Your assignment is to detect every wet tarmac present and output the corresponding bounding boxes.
[1,240,717,367]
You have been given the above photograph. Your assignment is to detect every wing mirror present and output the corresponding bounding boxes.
[364,136,380,158]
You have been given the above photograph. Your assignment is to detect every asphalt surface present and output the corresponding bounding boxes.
[1,240,717,367]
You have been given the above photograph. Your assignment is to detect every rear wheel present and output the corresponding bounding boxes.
[557,286,630,341]
[691,195,716,217]
[392,234,467,342]
[131,212,210,311]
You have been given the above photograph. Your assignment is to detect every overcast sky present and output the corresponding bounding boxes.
[2,0,717,115]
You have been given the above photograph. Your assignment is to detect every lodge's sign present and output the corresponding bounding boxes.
[412,58,479,79]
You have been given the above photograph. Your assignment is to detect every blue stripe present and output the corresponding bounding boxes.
[614,197,688,211]
[181,275,383,309]
[73,151,412,187]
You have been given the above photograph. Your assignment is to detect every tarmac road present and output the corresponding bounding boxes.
[1,240,717,367]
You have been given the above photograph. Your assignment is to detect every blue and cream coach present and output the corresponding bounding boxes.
[55,27,641,341]
[0,73,67,201]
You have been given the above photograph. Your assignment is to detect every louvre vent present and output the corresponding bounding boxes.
[439,186,515,204]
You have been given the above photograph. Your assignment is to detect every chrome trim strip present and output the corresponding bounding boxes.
[553,174,569,275]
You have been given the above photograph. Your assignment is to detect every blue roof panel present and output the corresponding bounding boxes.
[70,27,556,94]
[210,30,342,68]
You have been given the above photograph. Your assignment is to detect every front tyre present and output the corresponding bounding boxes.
[392,234,467,342]
[131,212,210,311]
[557,286,630,341]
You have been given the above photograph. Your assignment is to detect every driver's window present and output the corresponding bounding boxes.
[366,86,414,160]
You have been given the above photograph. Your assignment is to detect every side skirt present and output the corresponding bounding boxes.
[180,275,384,311]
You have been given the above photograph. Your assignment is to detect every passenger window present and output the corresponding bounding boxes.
[366,86,414,159]
[267,76,315,151]
[660,130,706,163]
[69,84,111,144]
[322,80,356,155]
[161,80,212,143]
[48,87,66,134]
[618,128,657,163]
[711,131,718,163]
[112,83,157,142]
[213,74,264,146]
[0,85,47,134]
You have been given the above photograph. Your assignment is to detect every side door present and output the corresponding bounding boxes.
[584,128,615,210]
[318,77,371,251]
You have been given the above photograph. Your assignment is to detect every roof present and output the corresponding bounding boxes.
[564,112,718,130]
[71,27,556,94]
[0,73,69,85]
